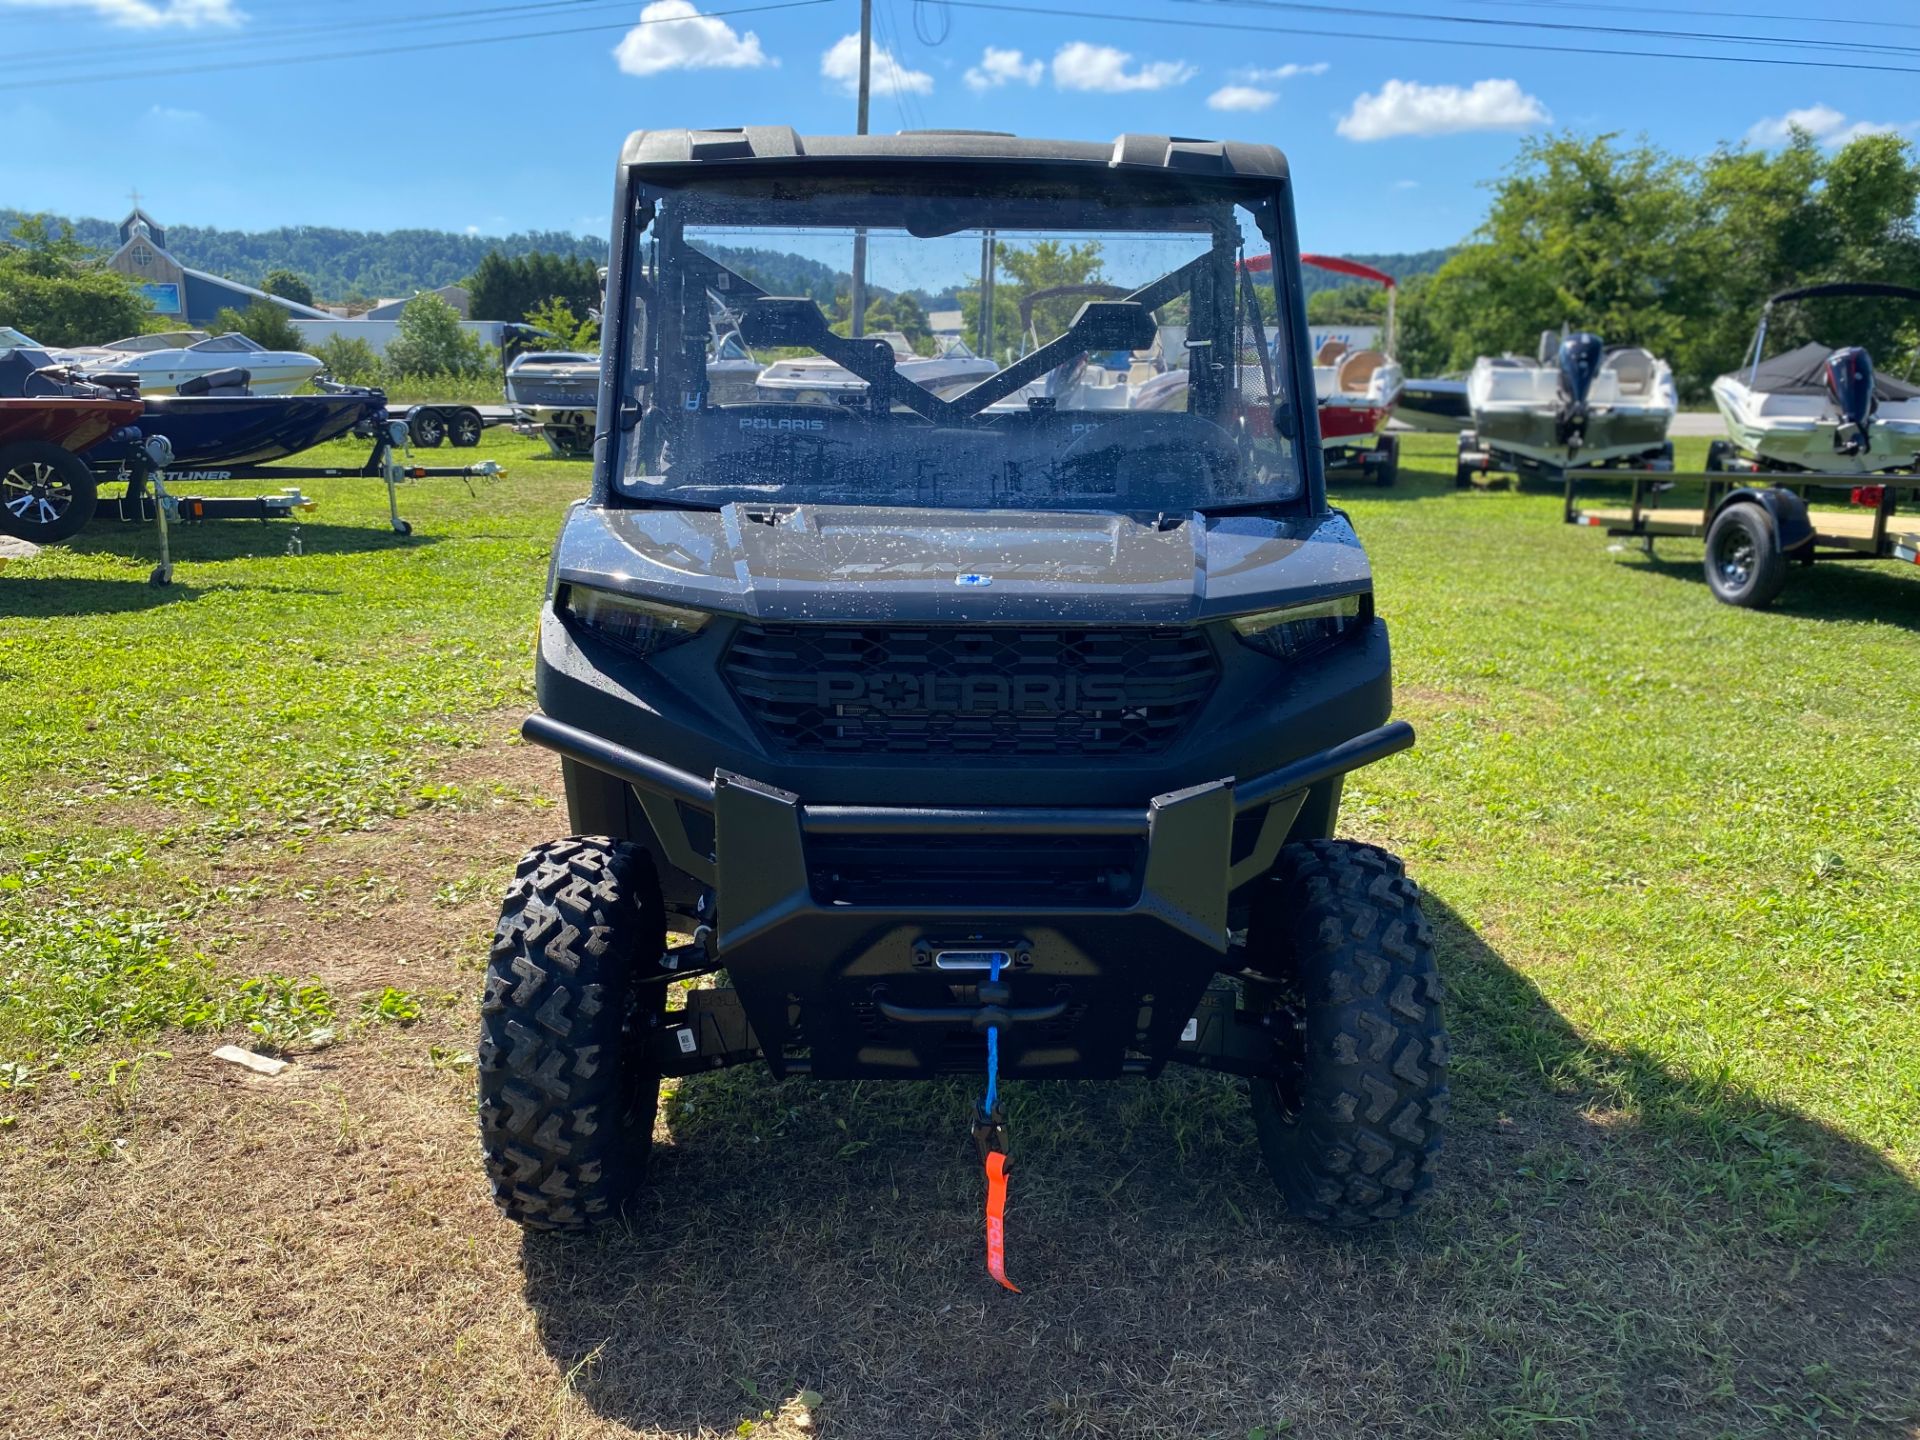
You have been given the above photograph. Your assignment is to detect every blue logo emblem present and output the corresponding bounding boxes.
[955,573,992,587]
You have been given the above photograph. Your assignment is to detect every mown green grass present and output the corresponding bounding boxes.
[0,428,580,1066]
[0,426,1916,1435]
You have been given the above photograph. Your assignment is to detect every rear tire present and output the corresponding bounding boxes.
[1373,433,1400,487]
[448,408,483,447]
[478,837,666,1231]
[410,409,446,448]
[0,442,97,543]
[1703,501,1787,608]
[1244,840,1447,1226]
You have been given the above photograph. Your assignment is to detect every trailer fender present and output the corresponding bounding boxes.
[1713,486,1813,554]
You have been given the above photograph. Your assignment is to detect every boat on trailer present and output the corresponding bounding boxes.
[1709,281,1920,477]
[1459,330,1676,485]
[1299,253,1403,485]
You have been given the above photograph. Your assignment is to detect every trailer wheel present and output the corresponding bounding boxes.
[1373,433,1400,487]
[1243,839,1447,1226]
[479,837,666,1232]
[1703,501,1787,608]
[410,409,447,448]
[0,442,98,544]
[448,408,484,447]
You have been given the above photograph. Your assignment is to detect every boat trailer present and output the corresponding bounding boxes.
[1564,464,1920,606]
[121,420,503,585]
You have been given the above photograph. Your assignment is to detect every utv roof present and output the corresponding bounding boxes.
[620,128,1289,180]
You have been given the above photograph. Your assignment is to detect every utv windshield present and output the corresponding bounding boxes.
[615,170,1306,514]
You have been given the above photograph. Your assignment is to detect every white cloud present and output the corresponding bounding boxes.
[1337,78,1548,141]
[1394,178,1420,190]
[146,103,204,124]
[613,0,770,76]
[1,0,241,26]
[965,46,1042,91]
[1052,42,1195,94]
[821,32,933,98]
[1746,103,1914,148]
[1208,85,1276,113]
[1239,62,1329,81]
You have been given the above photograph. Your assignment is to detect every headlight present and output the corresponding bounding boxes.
[561,586,710,659]
[1230,592,1369,660]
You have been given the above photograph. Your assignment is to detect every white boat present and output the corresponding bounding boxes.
[1465,331,1676,472]
[756,331,996,405]
[62,330,323,395]
[1396,375,1470,432]
[1710,282,1920,475]
[505,350,599,409]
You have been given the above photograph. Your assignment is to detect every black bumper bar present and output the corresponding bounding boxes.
[520,712,1414,832]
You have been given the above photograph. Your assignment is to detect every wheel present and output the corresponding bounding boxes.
[478,837,666,1231]
[1705,440,1731,473]
[0,443,98,544]
[409,410,446,448]
[1243,839,1447,1226]
[1453,461,1474,489]
[1703,501,1788,608]
[448,408,483,447]
[1373,433,1399,487]
[392,519,412,537]
[147,564,171,587]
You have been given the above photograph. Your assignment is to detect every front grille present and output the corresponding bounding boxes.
[724,623,1218,757]
[807,833,1144,908]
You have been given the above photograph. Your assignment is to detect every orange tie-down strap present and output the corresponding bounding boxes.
[985,1150,1020,1293]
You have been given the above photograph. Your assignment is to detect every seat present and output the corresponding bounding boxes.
[1336,349,1386,395]
[1604,348,1655,396]
[1315,338,1350,366]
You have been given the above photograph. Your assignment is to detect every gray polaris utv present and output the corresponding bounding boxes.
[481,128,1447,1237]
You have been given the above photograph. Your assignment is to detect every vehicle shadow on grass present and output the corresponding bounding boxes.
[1619,547,1920,630]
[59,518,446,565]
[519,897,1920,1439]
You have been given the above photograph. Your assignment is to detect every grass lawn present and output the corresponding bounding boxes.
[1,429,1915,1438]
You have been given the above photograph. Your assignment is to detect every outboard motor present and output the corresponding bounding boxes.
[1824,345,1875,455]
[1554,331,1604,447]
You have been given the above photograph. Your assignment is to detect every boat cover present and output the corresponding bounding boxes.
[1729,342,1920,402]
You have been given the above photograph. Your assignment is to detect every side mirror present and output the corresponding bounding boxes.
[739,296,832,349]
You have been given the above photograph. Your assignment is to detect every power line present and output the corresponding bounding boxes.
[0,0,833,92]
[5,0,642,67]
[1182,0,1920,62]
[937,0,1920,76]
[1444,0,1920,34]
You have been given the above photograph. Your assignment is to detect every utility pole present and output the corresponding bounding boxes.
[849,0,872,338]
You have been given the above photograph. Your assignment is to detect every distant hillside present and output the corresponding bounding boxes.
[0,208,608,301]
[1298,248,1453,296]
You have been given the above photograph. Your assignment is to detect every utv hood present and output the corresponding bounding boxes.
[552,502,1371,624]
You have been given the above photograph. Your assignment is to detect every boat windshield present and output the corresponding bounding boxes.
[105,331,206,352]
[0,327,41,354]
[615,171,1306,515]
[189,333,266,353]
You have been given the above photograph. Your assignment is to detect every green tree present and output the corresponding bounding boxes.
[261,268,315,307]
[0,215,150,347]
[310,333,383,385]
[468,250,602,322]
[523,296,599,354]
[384,290,494,377]
[959,240,1106,361]
[1421,134,1712,376]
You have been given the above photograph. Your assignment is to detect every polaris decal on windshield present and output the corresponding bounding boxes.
[738,416,829,432]
[955,573,992,587]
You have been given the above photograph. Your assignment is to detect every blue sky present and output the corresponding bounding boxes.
[4,0,1920,257]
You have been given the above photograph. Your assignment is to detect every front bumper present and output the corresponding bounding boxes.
[525,712,1413,1080]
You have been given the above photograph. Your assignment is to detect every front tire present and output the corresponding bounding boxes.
[478,837,666,1231]
[0,442,98,543]
[1703,501,1787,608]
[1373,433,1400,487]
[1245,840,1447,1226]
[448,408,483,447]
[410,409,446,448]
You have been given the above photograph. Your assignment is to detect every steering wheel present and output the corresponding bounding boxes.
[1053,412,1240,506]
